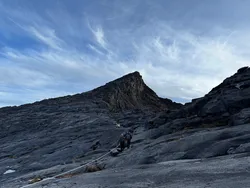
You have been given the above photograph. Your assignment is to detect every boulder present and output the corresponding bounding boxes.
[110,148,120,157]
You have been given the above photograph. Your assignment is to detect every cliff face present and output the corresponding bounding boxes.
[85,71,182,111]
[146,66,250,132]
[187,66,250,126]
[187,66,250,117]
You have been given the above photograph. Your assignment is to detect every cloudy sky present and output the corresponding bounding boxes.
[0,0,249,107]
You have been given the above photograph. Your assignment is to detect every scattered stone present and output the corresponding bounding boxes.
[84,163,106,173]
[3,169,16,175]
[28,177,43,184]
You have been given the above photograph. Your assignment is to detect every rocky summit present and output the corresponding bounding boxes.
[1,67,250,188]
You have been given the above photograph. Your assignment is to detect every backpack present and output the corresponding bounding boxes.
[124,132,132,140]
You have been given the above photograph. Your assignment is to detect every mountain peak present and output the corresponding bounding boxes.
[106,71,142,85]
[121,71,141,78]
[87,71,181,111]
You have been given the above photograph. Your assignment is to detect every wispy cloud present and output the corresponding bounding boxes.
[92,26,106,48]
[87,44,105,55]
[27,26,63,50]
[0,0,249,107]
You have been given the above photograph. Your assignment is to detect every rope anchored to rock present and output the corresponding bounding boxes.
[19,151,111,188]
[19,128,134,188]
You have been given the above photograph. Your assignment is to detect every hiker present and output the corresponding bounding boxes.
[117,128,134,152]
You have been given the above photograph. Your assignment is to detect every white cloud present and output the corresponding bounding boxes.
[28,26,63,50]
[88,44,105,55]
[87,20,107,49]
[115,23,249,100]
[93,26,106,48]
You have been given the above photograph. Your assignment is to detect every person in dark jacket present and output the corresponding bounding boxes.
[117,128,134,152]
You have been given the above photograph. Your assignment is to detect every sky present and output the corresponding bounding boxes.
[0,0,249,107]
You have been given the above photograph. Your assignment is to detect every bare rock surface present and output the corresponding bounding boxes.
[4,154,250,188]
[147,66,250,132]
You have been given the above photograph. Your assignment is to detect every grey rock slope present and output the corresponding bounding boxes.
[147,66,250,132]
[1,67,250,188]
[6,154,250,188]
[0,71,180,187]
[85,71,182,111]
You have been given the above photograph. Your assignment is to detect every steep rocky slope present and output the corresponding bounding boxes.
[1,67,250,188]
[147,66,250,132]
[85,71,182,111]
[0,71,180,187]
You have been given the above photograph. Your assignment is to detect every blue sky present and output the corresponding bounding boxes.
[0,0,249,107]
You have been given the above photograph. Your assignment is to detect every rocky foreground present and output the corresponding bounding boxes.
[1,67,250,188]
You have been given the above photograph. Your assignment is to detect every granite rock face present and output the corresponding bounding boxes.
[85,71,182,111]
[0,71,180,187]
[147,66,250,132]
[1,67,250,188]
